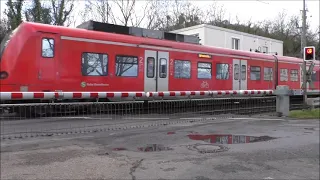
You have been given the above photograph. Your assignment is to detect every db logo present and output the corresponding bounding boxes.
[200,81,209,89]
[80,82,86,88]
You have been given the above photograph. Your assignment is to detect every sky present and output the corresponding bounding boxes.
[0,0,319,32]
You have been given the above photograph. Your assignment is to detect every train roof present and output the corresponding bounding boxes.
[20,22,319,65]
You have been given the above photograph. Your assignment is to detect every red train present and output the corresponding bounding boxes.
[0,21,319,94]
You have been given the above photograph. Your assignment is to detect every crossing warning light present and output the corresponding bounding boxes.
[303,46,315,61]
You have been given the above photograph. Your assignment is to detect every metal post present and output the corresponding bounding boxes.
[302,0,308,107]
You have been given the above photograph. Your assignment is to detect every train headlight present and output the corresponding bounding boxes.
[0,71,9,79]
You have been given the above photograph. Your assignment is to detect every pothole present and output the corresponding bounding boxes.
[138,144,173,152]
[188,134,277,144]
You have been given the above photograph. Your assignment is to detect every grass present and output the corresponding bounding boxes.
[289,108,320,119]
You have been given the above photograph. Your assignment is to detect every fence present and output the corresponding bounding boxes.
[1,90,275,140]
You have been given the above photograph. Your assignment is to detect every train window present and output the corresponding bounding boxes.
[115,55,138,77]
[81,53,108,76]
[197,62,212,79]
[241,65,246,80]
[280,69,288,81]
[146,57,155,78]
[234,64,239,80]
[174,60,191,79]
[290,69,299,82]
[250,66,261,80]
[42,38,54,58]
[159,58,167,78]
[264,67,273,81]
[216,63,229,80]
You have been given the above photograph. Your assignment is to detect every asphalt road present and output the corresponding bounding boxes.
[0,113,242,136]
[1,116,319,180]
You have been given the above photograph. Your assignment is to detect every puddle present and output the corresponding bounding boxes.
[188,134,277,144]
[138,144,173,152]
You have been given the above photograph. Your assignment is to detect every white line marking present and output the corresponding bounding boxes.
[55,117,92,119]
[229,118,285,121]
[1,135,95,146]
[88,118,113,120]
[55,117,113,120]
[123,117,170,120]
[179,117,216,120]
[263,177,274,179]
[179,118,204,120]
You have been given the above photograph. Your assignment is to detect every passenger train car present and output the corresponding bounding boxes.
[0,21,319,96]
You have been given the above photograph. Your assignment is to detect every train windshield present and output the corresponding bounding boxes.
[0,27,18,62]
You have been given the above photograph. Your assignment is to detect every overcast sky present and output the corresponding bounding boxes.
[0,0,319,32]
[205,0,319,32]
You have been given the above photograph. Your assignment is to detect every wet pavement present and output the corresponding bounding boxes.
[1,116,319,180]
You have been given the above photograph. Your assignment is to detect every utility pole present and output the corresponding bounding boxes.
[301,0,308,107]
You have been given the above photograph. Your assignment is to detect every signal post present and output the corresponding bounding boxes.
[301,46,316,108]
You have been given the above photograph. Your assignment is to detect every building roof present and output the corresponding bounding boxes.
[171,24,284,44]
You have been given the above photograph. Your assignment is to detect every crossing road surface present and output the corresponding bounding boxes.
[0,113,233,136]
[1,116,319,180]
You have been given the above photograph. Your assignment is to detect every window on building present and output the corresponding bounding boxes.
[82,53,108,76]
[115,55,138,77]
[232,38,240,50]
[197,62,212,79]
[159,58,167,78]
[262,46,268,53]
[264,67,273,81]
[174,60,191,79]
[250,66,261,80]
[290,69,299,82]
[42,38,54,58]
[216,63,229,80]
[280,68,288,81]
[146,57,155,78]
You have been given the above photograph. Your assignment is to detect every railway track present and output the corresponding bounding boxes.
[0,96,277,120]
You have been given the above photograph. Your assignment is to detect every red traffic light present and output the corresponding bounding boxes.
[304,46,315,61]
[306,48,313,54]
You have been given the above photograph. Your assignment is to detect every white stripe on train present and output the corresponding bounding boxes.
[60,36,318,65]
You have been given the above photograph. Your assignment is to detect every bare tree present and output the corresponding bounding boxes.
[111,0,136,26]
[50,0,74,26]
[0,18,10,42]
[81,0,112,23]
[24,0,52,24]
[4,0,24,30]
[203,1,226,26]
[151,0,204,31]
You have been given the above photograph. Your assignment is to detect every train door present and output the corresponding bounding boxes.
[144,50,169,92]
[232,59,247,90]
[38,33,59,84]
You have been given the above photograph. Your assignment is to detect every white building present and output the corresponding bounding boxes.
[171,24,284,56]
